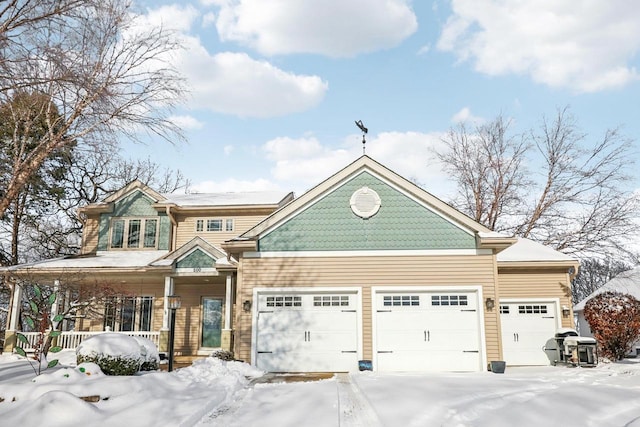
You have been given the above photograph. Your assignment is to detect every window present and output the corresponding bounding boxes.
[518,305,548,314]
[383,295,420,306]
[207,219,222,231]
[109,218,158,249]
[313,295,349,307]
[266,295,302,307]
[195,218,235,232]
[431,295,468,306]
[104,296,153,332]
[500,305,510,314]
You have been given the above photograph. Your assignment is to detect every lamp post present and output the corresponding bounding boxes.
[167,295,181,372]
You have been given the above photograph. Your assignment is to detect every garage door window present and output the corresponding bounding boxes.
[500,305,509,314]
[266,295,302,307]
[383,295,420,306]
[431,295,468,306]
[518,305,547,314]
[313,295,349,307]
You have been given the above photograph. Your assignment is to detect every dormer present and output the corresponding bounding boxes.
[78,180,171,253]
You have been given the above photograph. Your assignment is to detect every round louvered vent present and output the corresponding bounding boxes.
[350,186,381,219]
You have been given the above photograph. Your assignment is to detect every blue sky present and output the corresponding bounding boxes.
[125,0,640,199]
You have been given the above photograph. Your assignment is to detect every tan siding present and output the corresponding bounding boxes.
[498,268,574,328]
[175,214,269,248]
[172,282,226,355]
[235,254,500,367]
[81,215,101,254]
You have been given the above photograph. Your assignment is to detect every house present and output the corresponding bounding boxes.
[3,155,578,372]
[574,266,640,352]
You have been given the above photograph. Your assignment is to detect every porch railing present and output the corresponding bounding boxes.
[18,331,161,352]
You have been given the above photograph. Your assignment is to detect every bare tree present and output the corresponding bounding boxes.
[438,116,530,230]
[0,0,185,219]
[572,258,632,304]
[436,108,639,261]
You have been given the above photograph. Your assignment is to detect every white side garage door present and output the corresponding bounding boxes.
[500,301,559,366]
[374,290,483,372]
[255,291,359,372]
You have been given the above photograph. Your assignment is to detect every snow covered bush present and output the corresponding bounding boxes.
[77,333,154,375]
[133,336,160,371]
[211,350,236,361]
[583,291,640,360]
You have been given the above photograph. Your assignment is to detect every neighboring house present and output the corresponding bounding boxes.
[574,266,640,352]
[3,155,578,372]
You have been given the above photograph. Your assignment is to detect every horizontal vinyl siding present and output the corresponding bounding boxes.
[235,254,500,367]
[81,216,101,254]
[175,214,268,248]
[498,268,574,328]
[172,282,226,355]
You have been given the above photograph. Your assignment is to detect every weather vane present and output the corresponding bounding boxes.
[355,120,368,154]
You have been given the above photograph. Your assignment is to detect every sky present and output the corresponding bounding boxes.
[123,0,640,199]
[3,347,640,426]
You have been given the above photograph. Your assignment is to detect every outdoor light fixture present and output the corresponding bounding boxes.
[243,300,252,312]
[167,295,182,372]
[168,295,182,310]
[485,297,495,311]
[562,305,571,318]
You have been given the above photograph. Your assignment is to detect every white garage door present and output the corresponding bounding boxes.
[255,291,359,372]
[500,301,558,366]
[375,291,482,372]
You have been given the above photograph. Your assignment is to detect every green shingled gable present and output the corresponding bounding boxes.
[176,249,216,269]
[97,190,170,250]
[258,172,476,251]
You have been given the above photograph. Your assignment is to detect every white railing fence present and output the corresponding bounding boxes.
[17,331,160,352]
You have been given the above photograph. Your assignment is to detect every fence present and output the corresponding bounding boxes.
[18,331,160,352]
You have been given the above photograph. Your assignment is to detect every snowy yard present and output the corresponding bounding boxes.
[1,351,640,427]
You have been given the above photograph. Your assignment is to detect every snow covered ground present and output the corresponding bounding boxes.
[2,350,640,427]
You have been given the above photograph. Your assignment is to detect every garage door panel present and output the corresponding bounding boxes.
[255,291,359,372]
[375,291,482,372]
[500,302,558,366]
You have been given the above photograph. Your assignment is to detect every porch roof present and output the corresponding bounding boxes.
[5,250,170,271]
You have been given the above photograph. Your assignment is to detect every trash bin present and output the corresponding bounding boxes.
[358,360,372,371]
[490,361,506,373]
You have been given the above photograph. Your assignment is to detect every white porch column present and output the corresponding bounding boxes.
[224,274,233,330]
[8,282,22,331]
[162,276,174,331]
[50,280,60,327]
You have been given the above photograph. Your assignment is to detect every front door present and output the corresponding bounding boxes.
[202,297,223,348]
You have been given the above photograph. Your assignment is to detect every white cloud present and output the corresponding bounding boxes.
[183,51,328,117]
[213,0,418,57]
[451,107,484,125]
[140,4,199,32]
[168,115,204,130]
[140,5,328,118]
[261,131,456,197]
[223,145,234,155]
[263,136,352,185]
[202,12,216,28]
[437,1,640,92]
[417,44,431,55]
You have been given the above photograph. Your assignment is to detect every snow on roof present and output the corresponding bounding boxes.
[574,266,640,311]
[9,251,169,270]
[160,191,291,207]
[497,237,576,263]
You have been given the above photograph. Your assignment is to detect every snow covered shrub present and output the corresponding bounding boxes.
[133,336,160,371]
[583,291,640,360]
[77,333,145,375]
[211,350,236,361]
